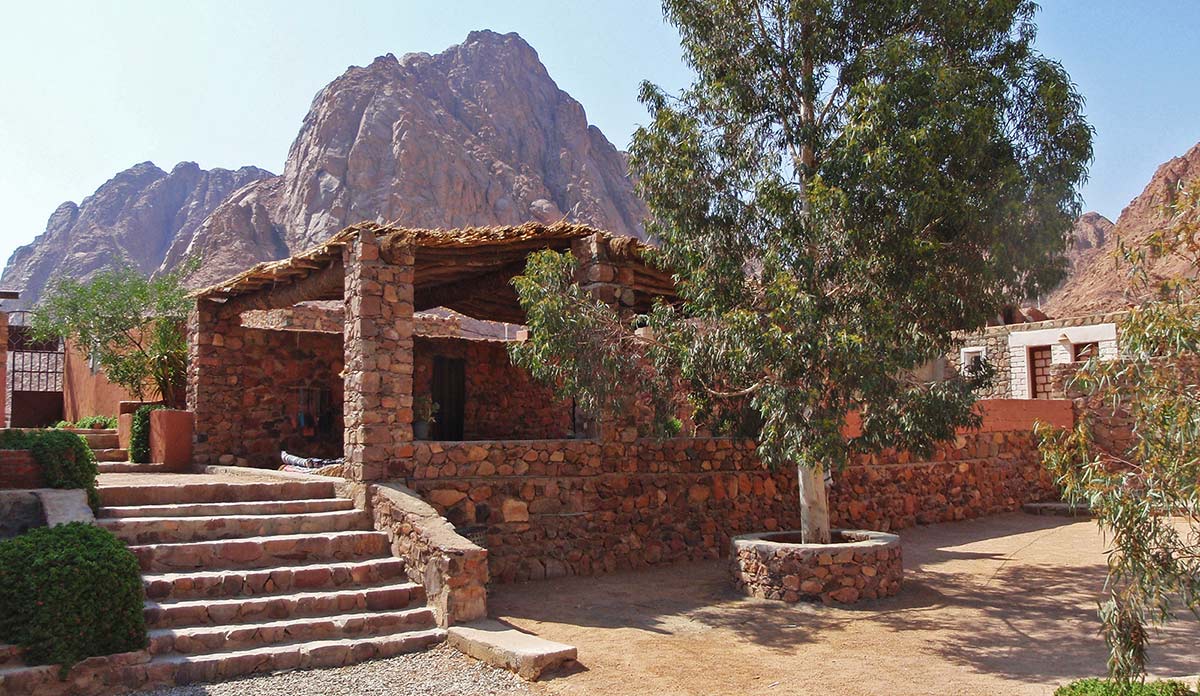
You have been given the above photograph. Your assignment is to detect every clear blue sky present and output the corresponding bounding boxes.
[1,1,1198,273]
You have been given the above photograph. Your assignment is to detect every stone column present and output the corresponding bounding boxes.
[343,230,415,482]
[188,299,248,467]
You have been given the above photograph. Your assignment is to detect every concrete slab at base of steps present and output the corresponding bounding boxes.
[447,619,577,680]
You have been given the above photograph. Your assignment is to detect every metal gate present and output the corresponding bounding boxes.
[6,311,64,427]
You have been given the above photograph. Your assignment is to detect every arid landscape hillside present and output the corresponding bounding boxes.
[0,30,647,305]
[1045,141,1200,317]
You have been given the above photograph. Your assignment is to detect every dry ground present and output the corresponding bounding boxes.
[492,514,1200,696]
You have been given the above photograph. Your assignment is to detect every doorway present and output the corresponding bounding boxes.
[431,356,466,440]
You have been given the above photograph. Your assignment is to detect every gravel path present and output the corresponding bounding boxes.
[132,645,533,696]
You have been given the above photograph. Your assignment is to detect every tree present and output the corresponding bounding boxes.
[511,0,1092,543]
[32,265,191,406]
[1038,181,1200,683]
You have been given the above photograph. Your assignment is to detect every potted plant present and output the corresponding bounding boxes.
[413,395,439,440]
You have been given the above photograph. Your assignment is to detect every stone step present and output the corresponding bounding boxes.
[158,627,446,686]
[144,582,425,629]
[84,432,120,449]
[102,497,355,519]
[101,510,373,544]
[143,557,409,601]
[100,480,337,507]
[0,629,446,694]
[148,607,436,655]
[98,462,178,474]
[94,448,130,462]
[130,530,390,572]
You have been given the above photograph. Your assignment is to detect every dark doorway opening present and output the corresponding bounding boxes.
[432,356,466,440]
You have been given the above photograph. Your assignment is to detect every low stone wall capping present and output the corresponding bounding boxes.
[368,483,488,626]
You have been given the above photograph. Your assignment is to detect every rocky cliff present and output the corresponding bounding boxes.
[0,162,272,308]
[0,30,649,298]
[1045,141,1200,317]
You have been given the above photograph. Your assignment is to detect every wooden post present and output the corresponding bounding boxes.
[797,462,831,544]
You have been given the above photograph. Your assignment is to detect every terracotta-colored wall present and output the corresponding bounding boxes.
[61,339,136,421]
[0,312,7,425]
[0,450,41,489]
[410,401,1062,583]
[413,337,572,441]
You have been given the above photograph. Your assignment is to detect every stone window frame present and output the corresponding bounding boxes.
[959,346,987,374]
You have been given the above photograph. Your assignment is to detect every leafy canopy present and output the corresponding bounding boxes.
[31,265,191,405]
[514,0,1092,475]
[1038,181,1200,683]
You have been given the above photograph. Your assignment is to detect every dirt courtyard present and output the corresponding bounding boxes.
[491,513,1200,696]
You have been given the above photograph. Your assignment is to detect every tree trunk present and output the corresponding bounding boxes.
[798,462,831,544]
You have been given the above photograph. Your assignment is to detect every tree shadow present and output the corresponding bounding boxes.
[489,513,1200,685]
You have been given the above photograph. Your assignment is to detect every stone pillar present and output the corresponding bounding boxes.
[187,299,248,468]
[343,230,415,482]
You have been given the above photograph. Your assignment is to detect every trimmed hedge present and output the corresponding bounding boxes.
[1056,680,1197,696]
[0,523,147,673]
[0,429,99,510]
[129,405,165,464]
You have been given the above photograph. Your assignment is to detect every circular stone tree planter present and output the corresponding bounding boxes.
[730,529,902,604]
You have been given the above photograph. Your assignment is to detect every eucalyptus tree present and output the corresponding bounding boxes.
[1039,182,1200,683]
[512,0,1092,542]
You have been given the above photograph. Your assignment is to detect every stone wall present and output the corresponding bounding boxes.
[730,530,903,604]
[0,449,41,489]
[413,337,571,441]
[189,304,344,469]
[408,402,1064,583]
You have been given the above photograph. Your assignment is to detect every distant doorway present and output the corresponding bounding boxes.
[431,356,465,440]
[1028,346,1053,399]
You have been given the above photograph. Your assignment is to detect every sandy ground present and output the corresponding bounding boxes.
[491,514,1200,696]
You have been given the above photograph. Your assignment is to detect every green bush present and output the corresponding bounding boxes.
[129,405,165,464]
[1056,679,1197,696]
[0,429,35,449]
[30,430,100,510]
[70,416,119,430]
[0,523,146,673]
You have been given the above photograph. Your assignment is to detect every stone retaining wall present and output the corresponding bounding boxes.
[368,483,488,625]
[410,410,1060,583]
[730,530,903,604]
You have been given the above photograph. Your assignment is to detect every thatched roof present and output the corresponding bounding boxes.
[193,221,673,324]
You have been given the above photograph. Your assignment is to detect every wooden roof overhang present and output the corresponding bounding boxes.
[193,221,677,324]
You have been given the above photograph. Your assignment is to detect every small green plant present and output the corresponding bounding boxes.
[129,404,165,464]
[0,523,146,675]
[1055,679,1196,696]
[413,395,439,424]
[74,415,118,430]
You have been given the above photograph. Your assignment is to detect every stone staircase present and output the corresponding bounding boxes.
[67,428,129,464]
[93,477,444,686]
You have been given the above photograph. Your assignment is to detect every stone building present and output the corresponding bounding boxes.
[949,310,1126,399]
[188,222,1068,588]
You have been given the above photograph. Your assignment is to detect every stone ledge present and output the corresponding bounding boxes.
[1022,501,1093,517]
[447,619,576,680]
[731,529,903,604]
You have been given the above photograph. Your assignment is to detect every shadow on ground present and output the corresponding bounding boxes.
[491,513,1200,687]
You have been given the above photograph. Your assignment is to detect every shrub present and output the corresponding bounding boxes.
[30,430,99,510]
[0,523,146,673]
[129,404,164,464]
[0,429,35,449]
[73,416,118,430]
[1055,679,1197,696]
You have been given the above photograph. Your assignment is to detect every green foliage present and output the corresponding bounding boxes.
[1037,181,1200,681]
[0,523,146,674]
[0,429,35,449]
[53,416,119,430]
[129,404,165,464]
[514,0,1090,494]
[30,430,100,511]
[74,415,119,430]
[31,264,191,405]
[0,430,99,510]
[1055,679,1196,696]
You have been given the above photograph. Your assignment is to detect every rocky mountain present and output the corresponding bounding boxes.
[1,163,272,308]
[179,30,647,286]
[0,30,650,299]
[1044,141,1200,318]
